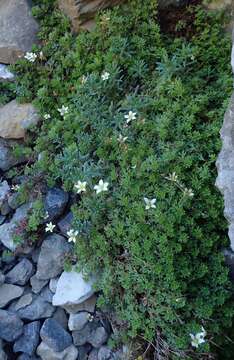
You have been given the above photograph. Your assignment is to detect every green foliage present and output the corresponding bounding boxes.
[13,0,234,357]
[27,198,44,232]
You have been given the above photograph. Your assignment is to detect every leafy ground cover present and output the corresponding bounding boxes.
[3,0,234,358]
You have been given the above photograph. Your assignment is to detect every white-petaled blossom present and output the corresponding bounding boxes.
[11,184,20,191]
[166,172,178,182]
[124,111,137,124]
[45,222,55,233]
[67,229,78,243]
[190,328,206,348]
[117,134,128,143]
[81,75,87,84]
[144,197,156,210]
[183,188,194,198]
[44,114,51,120]
[87,313,94,322]
[43,211,49,220]
[74,181,87,194]
[94,179,109,194]
[58,105,69,116]
[24,52,37,62]
[101,71,110,81]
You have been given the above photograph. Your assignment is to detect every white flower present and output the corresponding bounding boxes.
[24,52,37,63]
[101,71,110,81]
[43,211,49,220]
[58,105,69,116]
[117,134,128,143]
[81,75,87,84]
[144,197,156,210]
[44,114,51,120]
[94,179,109,194]
[190,330,206,348]
[45,222,55,233]
[11,184,20,191]
[166,172,178,182]
[124,111,137,124]
[67,229,78,243]
[183,188,194,198]
[74,181,87,194]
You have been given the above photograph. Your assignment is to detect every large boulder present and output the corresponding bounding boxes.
[58,0,124,32]
[0,0,38,64]
[52,270,95,308]
[0,100,40,139]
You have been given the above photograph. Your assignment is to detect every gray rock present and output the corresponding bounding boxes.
[78,344,92,360]
[14,321,40,355]
[0,0,38,64]
[98,347,114,360]
[5,258,34,285]
[31,248,40,264]
[17,355,40,360]
[0,138,28,171]
[8,192,25,209]
[59,294,97,314]
[0,283,24,308]
[0,202,31,250]
[88,326,109,348]
[30,275,48,294]
[36,234,71,280]
[0,309,23,341]
[89,349,98,360]
[0,215,6,225]
[37,342,78,360]
[0,63,14,80]
[1,200,11,216]
[40,319,72,352]
[14,293,33,311]
[40,286,53,303]
[44,188,69,221]
[0,180,10,207]
[0,100,40,139]
[0,339,7,360]
[53,270,94,307]
[0,271,5,285]
[49,277,59,293]
[72,323,92,346]
[57,212,73,236]
[68,312,88,331]
[17,294,55,320]
[52,308,68,330]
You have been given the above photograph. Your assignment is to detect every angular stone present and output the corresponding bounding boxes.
[0,271,5,285]
[0,309,23,342]
[44,188,69,222]
[53,270,94,307]
[40,286,53,303]
[0,63,14,80]
[17,354,40,360]
[59,294,97,314]
[0,0,38,64]
[17,294,55,320]
[57,212,73,236]
[88,326,109,348]
[40,319,72,352]
[68,312,88,331]
[88,349,98,360]
[0,339,7,360]
[0,180,10,207]
[98,346,114,360]
[49,277,59,293]
[52,308,68,330]
[78,344,92,360]
[37,342,78,360]
[72,323,92,346]
[36,234,72,280]
[0,203,31,250]
[14,321,40,355]
[0,283,24,308]
[5,258,34,285]
[30,275,48,294]
[0,100,39,139]
[14,293,33,311]
[58,0,123,32]
[0,138,28,171]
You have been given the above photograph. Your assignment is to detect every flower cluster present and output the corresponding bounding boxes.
[165,172,194,198]
[190,327,206,348]
[24,52,37,63]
